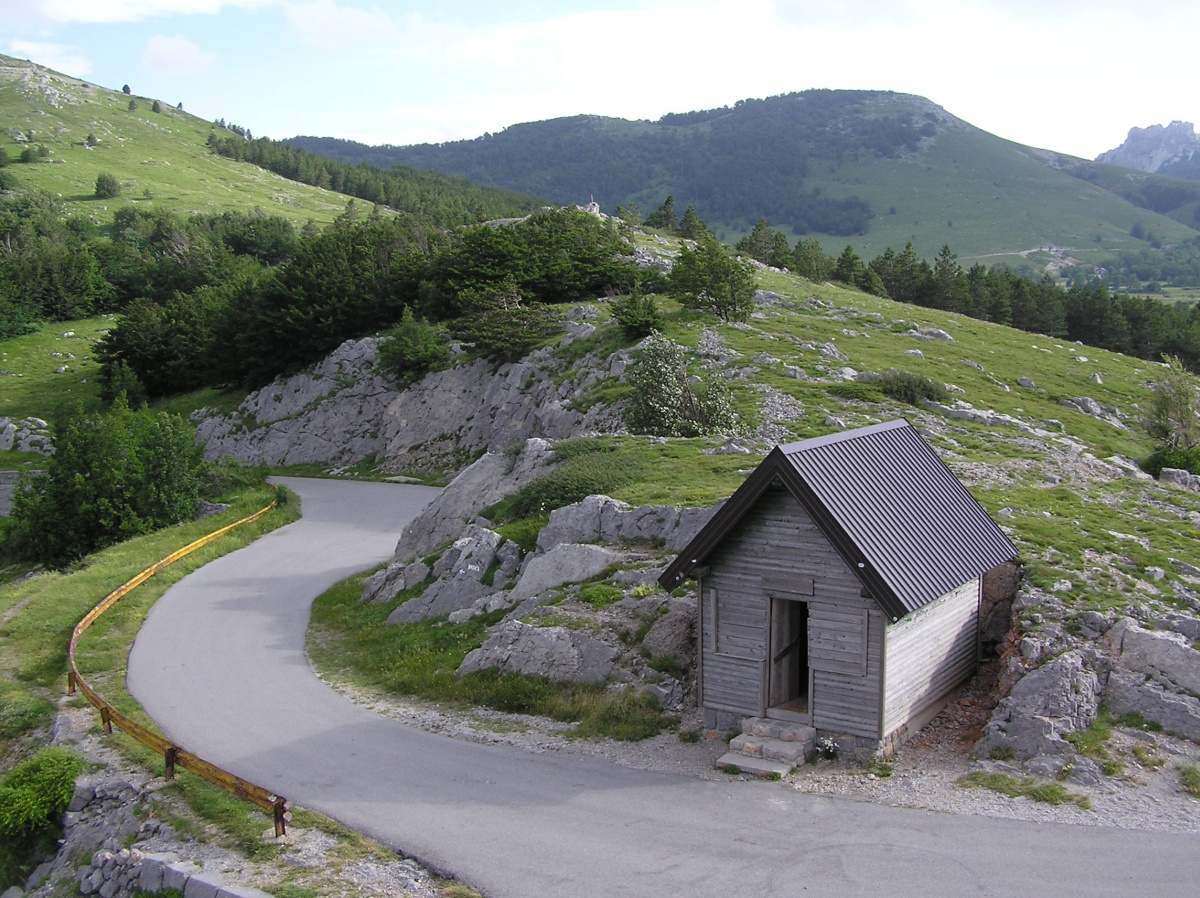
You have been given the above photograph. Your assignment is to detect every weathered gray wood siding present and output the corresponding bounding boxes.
[701,485,883,738]
[810,604,883,738]
[882,578,980,736]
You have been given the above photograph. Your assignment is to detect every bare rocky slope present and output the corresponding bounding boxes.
[1096,120,1200,176]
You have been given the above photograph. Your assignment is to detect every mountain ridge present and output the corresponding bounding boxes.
[288,90,1200,275]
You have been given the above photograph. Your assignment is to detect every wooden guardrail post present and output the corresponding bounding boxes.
[67,671,77,695]
[273,798,291,837]
[165,746,178,780]
[99,706,113,735]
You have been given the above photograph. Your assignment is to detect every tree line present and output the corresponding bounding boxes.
[733,217,1200,370]
[96,206,639,395]
[0,193,305,339]
[206,130,539,227]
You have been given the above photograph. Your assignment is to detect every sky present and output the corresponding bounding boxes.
[3,0,1198,161]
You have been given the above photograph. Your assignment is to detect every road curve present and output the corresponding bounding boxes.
[129,478,1200,898]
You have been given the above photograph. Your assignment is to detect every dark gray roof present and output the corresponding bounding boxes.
[658,419,1017,621]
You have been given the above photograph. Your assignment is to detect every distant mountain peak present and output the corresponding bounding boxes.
[1096,121,1200,174]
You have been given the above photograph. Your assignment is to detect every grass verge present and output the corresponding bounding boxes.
[0,484,297,872]
[307,571,672,741]
[956,771,1091,809]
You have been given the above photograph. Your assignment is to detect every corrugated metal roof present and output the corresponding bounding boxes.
[658,419,1018,621]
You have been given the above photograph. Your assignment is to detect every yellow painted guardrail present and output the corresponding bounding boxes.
[68,489,292,836]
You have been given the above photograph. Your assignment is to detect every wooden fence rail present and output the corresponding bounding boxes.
[67,490,291,837]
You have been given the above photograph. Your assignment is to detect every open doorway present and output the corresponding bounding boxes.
[768,597,809,717]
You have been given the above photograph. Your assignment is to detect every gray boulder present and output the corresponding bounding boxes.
[385,525,508,624]
[362,560,430,605]
[510,543,622,600]
[391,438,555,562]
[976,650,1102,760]
[1105,669,1200,740]
[1113,620,1200,695]
[196,333,625,473]
[1100,619,1200,737]
[1160,467,1200,491]
[640,598,697,670]
[535,494,720,555]
[458,620,618,683]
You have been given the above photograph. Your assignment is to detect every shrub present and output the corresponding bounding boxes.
[668,235,756,323]
[0,747,82,887]
[6,399,205,567]
[826,382,884,403]
[1179,764,1200,798]
[578,584,623,608]
[1146,355,1200,449]
[862,369,949,406]
[0,748,81,838]
[94,172,121,199]
[486,451,635,522]
[624,332,736,437]
[377,307,451,385]
[1141,444,1200,477]
[448,280,563,362]
[609,287,663,340]
[101,358,148,408]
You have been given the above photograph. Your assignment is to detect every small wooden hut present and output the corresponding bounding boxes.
[659,420,1017,753]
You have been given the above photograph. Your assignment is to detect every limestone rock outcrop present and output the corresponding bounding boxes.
[458,620,619,684]
[195,331,625,474]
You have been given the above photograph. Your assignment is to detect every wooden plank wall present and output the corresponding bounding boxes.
[882,578,980,736]
[810,605,883,738]
[702,485,883,737]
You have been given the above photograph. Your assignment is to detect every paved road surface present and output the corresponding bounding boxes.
[129,478,1200,898]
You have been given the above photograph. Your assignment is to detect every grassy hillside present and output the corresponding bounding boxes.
[542,266,1198,614]
[0,56,350,227]
[291,90,1200,272]
[0,55,539,230]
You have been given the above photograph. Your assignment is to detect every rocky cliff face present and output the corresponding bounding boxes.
[1095,120,1200,173]
[194,313,626,475]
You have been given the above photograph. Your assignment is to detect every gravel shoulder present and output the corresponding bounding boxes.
[319,662,1200,836]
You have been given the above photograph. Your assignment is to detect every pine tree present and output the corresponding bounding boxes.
[643,195,677,232]
[735,218,775,263]
[676,205,709,240]
[669,236,756,322]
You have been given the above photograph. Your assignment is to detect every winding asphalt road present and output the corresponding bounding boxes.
[128,479,1200,898]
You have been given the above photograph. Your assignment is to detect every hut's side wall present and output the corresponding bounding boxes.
[701,485,883,738]
[882,578,980,737]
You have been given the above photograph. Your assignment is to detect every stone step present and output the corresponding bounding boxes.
[730,734,811,764]
[741,716,816,743]
[715,751,794,778]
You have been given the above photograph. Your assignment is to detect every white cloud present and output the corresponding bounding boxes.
[142,34,216,76]
[283,0,406,51]
[13,0,276,26]
[5,39,92,75]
